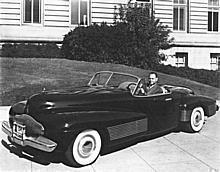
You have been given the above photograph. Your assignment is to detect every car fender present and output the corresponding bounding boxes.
[56,110,147,151]
[9,100,27,115]
[179,95,217,122]
[62,110,146,131]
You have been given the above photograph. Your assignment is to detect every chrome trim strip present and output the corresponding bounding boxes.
[133,92,171,98]
[2,121,57,152]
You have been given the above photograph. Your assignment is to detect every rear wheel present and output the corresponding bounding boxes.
[185,107,205,132]
[65,129,102,167]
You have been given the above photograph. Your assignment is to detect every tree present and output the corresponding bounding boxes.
[114,2,173,68]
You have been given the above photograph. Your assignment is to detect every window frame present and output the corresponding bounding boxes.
[23,0,42,25]
[70,0,90,26]
[208,0,219,32]
[175,52,188,67]
[210,53,220,71]
[173,0,187,32]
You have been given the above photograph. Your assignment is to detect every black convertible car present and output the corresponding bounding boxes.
[2,71,219,166]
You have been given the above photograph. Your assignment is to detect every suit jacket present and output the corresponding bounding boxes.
[146,83,163,95]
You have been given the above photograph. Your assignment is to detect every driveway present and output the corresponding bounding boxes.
[0,105,219,172]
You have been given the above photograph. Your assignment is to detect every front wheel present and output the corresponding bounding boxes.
[65,129,102,167]
[184,107,205,132]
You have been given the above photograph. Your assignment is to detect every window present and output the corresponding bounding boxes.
[210,53,220,70]
[208,0,219,32]
[24,0,41,23]
[175,52,188,67]
[173,0,187,31]
[71,0,90,25]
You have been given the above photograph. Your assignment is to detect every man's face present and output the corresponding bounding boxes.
[148,73,158,86]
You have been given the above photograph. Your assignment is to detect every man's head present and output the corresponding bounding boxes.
[148,72,158,86]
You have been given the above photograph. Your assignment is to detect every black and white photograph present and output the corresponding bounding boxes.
[0,0,220,171]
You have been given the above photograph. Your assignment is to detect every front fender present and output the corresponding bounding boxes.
[9,100,27,115]
[53,110,147,151]
[62,110,147,132]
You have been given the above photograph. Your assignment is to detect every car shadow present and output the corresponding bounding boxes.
[1,139,64,166]
[101,129,180,156]
[1,129,181,168]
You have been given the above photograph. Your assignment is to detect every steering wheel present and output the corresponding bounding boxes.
[127,83,136,93]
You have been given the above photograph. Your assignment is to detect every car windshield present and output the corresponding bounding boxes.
[88,71,140,89]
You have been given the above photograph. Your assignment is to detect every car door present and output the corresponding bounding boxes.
[134,92,179,134]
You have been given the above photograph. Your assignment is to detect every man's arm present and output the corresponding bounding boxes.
[146,84,163,95]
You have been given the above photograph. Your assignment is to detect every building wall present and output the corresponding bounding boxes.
[154,0,210,33]
[189,0,208,33]
[0,0,72,42]
[154,0,173,30]
[91,0,127,24]
[44,0,70,27]
[162,46,219,70]
[155,0,220,70]
[0,0,21,26]
[0,0,128,42]
[162,32,220,70]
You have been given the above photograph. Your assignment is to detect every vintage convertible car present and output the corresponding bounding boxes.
[2,71,219,166]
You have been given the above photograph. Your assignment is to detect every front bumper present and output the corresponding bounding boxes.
[216,105,219,112]
[2,121,57,152]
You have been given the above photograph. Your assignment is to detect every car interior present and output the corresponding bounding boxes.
[118,81,169,96]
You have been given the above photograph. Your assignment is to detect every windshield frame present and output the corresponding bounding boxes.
[88,71,141,95]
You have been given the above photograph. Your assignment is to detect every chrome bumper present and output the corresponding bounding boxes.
[2,121,57,152]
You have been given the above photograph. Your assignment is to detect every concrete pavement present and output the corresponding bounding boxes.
[0,106,219,172]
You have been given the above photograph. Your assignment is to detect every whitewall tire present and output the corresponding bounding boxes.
[65,129,102,166]
[187,107,205,132]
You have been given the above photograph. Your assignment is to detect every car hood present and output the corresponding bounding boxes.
[29,86,131,101]
[27,86,132,115]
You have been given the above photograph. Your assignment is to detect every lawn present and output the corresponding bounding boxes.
[0,57,219,105]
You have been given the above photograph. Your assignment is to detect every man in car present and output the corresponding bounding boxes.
[144,72,163,95]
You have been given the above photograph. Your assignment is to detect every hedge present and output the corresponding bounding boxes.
[152,64,219,88]
[1,43,63,58]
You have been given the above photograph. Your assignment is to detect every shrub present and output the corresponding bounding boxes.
[116,3,173,68]
[152,64,220,88]
[1,43,62,58]
[62,23,133,64]
[61,4,173,68]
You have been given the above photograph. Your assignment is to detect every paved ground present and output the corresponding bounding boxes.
[0,105,219,172]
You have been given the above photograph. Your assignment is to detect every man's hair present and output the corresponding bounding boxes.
[149,72,158,78]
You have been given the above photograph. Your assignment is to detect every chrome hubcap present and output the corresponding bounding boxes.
[78,136,95,158]
[193,111,202,127]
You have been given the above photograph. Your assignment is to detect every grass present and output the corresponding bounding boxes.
[0,57,219,106]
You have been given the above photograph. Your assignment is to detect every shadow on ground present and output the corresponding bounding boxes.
[1,139,64,166]
[1,129,180,168]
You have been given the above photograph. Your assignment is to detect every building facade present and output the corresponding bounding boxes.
[0,0,220,70]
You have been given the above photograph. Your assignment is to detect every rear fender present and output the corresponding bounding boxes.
[179,97,217,122]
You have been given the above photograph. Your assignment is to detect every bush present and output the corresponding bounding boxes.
[62,23,135,65]
[2,43,63,58]
[152,64,220,88]
[61,4,172,68]
[116,3,173,67]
